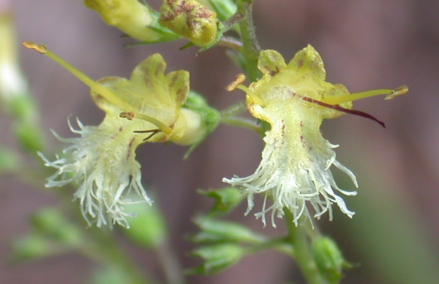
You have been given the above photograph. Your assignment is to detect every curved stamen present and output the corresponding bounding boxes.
[300,96,386,128]
[119,112,173,135]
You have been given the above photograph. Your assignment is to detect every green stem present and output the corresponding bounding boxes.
[53,186,154,284]
[284,210,328,284]
[220,100,264,135]
[220,100,247,117]
[155,241,185,284]
[81,227,155,284]
[237,0,261,81]
[221,117,264,135]
[245,237,295,257]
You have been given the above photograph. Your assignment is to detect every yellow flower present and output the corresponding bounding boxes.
[24,42,206,227]
[223,45,407,227]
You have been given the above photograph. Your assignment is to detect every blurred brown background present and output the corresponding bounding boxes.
[1,0,439,283]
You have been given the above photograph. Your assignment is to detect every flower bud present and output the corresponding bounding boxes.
[31,208,83,245]
[1,13,44,153]
[14,121,44,153]
[197,0,237,21]
[193,216,265,244]
[189,243,245,275]
[198,187,244,216]
[12,234,52,261]
[178,91,220,158]
[312,237,351,282]
[123,201,168,249]
[0,147,18,173]
[159,0,218,47]
[84,0,178,43]
[0,13,27,110]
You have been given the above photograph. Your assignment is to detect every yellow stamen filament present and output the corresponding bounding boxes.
[236,84,266,107]
[322,85,408,105]
[23,41,173,135]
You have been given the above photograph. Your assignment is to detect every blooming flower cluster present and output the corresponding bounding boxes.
[223,45,407,227]
[25,40,406,229]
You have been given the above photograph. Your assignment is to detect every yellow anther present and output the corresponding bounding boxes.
[384,85,408,100]
[226,73,246,91]
[22,41,47,54]
[119,112,135,120]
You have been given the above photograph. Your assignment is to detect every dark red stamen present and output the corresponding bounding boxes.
[300,96,386,128]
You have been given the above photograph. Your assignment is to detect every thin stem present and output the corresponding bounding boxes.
[221,117,264,135]
[220,100,247,117]
[82,228,155,284]
[221,9,245,32]
[247,237,295,258]
[220,100,265,135]
[284,210,329,284]
[216,36,243,51]
[155,241,185,284]
[237,0,262,81]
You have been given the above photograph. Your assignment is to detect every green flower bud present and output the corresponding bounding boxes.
[181,91,220,158]
[159,0,218,47]
[0,13,27,112]
[197,0,237,21]
[31,208,83,246]
[312,237,351,282]
[193,216,265,244]
[14,122,44,153]
[92,265,135,284]
[189,243,245,275]
[198,187,244,216]
[1,13,44,153]
[12,234,52,261]
[123,202,168,249]
[84,0,178,43]
[0,147,19,172]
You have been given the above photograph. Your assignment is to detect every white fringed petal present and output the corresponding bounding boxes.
[39,117,152,228]
[223,99,357,227]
